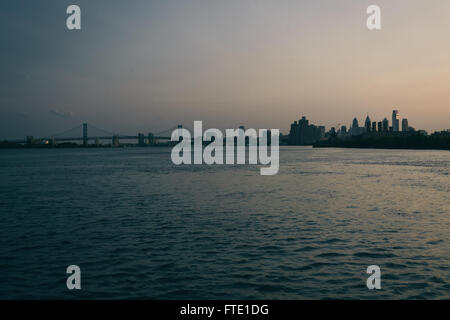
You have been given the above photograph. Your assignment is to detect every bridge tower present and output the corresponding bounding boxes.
[138,133,146,146]
[83,123,88,146]
[112,135,119,147]
[148,133,155,145]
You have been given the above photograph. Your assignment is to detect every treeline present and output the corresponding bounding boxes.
[314,131,450,150]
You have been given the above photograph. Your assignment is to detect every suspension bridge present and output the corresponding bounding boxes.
[14,123,183,146]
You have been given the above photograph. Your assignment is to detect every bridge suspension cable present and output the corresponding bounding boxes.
[85,123,117,136]
[40,123,181,140]
[43,124,83,139]
[154,125,179,136]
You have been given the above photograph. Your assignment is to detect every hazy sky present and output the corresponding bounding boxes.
[1,0,450,139]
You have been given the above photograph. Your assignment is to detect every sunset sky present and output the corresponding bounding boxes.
[1,0,450,139]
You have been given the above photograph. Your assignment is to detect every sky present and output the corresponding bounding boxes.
[1,0,450,139]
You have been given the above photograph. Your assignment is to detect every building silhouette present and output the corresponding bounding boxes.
[392,110,400,132]
[382,118,389,132]
[289,116,325,145]
[350,117,366,136]
[365,115,371,133]
[351,118,359,135]
[402,119,409,132]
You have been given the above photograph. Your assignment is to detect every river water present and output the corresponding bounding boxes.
[0,147,449,299]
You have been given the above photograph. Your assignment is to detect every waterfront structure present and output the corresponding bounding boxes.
[319,126,325,137]
[392,110,400,132]
[138,133,146,146]
[289,116,325,145]
[148,133,155,145]
[382,118,389,132]
[26,136,35,145]
[350,118,366,136]
[402,119,409,132]
[351,118,359,135]
[83,123,88,146]
[352,118,359,132]
[112,135,120,146]
[365,115,371,133]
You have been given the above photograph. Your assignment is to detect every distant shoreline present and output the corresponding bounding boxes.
[312,145,450,151]
[310,132,450,151]
[1,144,449,151]
[0,144,171,150]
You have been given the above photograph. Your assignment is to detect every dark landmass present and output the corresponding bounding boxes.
[313,131,450,150]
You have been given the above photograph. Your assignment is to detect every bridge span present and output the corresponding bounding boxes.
[14,123,183,146]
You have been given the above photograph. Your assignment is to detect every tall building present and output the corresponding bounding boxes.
[365,115,371,133]
[351,117,359,135]
[289,116,325,145]
[382,118,389,132]
[377,121,382,132]
[402,119,409,132]
[392,110,400,132]
[372,122,377,132]
[318,126,326,137]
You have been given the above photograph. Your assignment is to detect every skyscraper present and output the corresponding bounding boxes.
[289,116,324,145]
[392,110,400,132]
[351,117,359,135]
[365,115,371,133]
[382,118,389,132]
[402,118,409,132]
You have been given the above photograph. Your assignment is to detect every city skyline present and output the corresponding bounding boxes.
[1,1,450,303]
[2,0,450,139]
[1,107,446,142]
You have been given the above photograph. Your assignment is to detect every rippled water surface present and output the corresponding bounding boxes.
[0,147,449,299]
